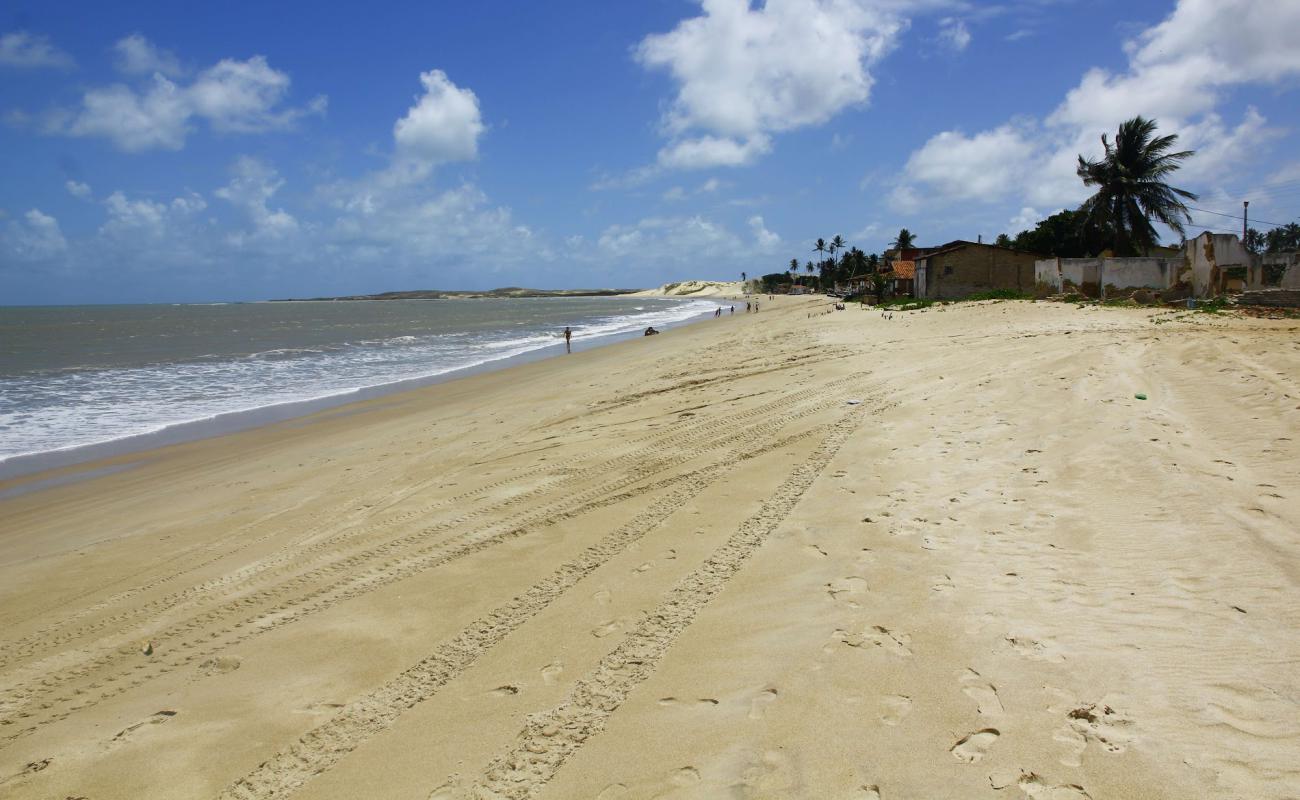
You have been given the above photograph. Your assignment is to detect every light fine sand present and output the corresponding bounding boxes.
[1,298,1298,799]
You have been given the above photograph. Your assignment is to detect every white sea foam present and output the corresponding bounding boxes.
[0,298,722,467]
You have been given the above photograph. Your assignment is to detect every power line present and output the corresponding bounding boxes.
[1187,206,1295,229]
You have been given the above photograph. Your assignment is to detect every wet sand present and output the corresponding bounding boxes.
[1,297,1297,799]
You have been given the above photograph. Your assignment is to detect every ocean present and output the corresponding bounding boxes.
[0,296,724,478]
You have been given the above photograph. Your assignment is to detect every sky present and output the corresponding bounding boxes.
[2,0,1299,304]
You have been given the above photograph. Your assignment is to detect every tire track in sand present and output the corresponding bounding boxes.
[0,380,866,745]
[461,403,868,799]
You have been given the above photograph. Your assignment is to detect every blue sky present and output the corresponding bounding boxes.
[2,0,1299,303]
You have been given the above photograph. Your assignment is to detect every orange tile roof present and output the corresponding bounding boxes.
[891,260,916,279]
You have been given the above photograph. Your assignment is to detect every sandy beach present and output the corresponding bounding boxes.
[1,296,1298,800]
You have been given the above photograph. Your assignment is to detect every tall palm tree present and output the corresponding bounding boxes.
[830,234,847,268]
[891,229,916,251]
[1076,116,1197,256]
[790,258,800,285]
[813,238,827,269]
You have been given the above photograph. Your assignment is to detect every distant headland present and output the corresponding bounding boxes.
[269,287,641,301]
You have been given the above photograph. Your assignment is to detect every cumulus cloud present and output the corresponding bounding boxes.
[894,124,1037,208]
[937,18,971,52]
[1,209,68,261]
[113,33,182,76]
[390,69,484,182]
[894,0,1300,214]
[597,216,742,263]
[0,31,73,69]
[65,180,93,199]
[657,134,772,170]
[57,40,325,151]
[749,215,781,249]
[100,189,206,240]
[215,156,297,241]
[636,0,904,169]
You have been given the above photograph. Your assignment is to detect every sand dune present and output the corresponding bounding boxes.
[1,298,1298,799]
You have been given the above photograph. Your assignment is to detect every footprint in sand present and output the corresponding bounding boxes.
[837,625,913,657]
[658,697,719,708]
[671,766,701,786]
[428,776,464,799]
[959,669,1004,716]
[855,786,881,799]
[1017,773,1092,799]
[592,620,623,638]
[826,576,869,606]
[1005,634,1065,663]
[748,688,779,720]
[879,695,913,726]
[633,561,654,573]
[594,784,628,799]
[951,729,1000,763]
[541,661,563,685]
[592,588,612,605]
[1055,704,1135,765]
[110,710,177,745]
[197,656,242,677]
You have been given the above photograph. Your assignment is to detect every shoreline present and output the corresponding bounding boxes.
[0,296,736,486]
[2,298,1296,800]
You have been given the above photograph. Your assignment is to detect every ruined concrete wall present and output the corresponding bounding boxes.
[1186,232,1263,297]
[1263,252,1300,288]
[923,247,1037,299]
[1036,257,1177,297]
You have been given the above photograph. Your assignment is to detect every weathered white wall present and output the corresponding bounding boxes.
[1187,232,1263,296]
[1036,257,1177,295]
[1263,252,1300,289]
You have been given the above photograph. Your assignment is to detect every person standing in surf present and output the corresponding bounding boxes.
[563,326,572,353]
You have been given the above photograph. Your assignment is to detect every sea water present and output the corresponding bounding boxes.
[0,296,723,477]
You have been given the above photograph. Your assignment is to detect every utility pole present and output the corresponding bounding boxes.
[1243,200,1249,241]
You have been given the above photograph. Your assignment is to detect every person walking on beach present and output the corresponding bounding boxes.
[563,326,572,353]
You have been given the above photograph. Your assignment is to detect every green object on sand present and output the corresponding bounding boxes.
[1135,393,1147,400]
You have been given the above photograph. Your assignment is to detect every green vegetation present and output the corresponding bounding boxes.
[1075,116,1197,256]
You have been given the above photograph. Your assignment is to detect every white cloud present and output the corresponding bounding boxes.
[390,69,484,182]
[657,134,772,169]
[1005,29,1032,42]
[59,50,325,151]
[67,76,193,150]
[898,124,1038,203]
[113,33,181,76]
[100,189,206,240]
[698,178,722,193]
[0,31,73,69]
[597,215,741,263]
[895,0,1300,214]
[749,215,781,250]
[215,156,297,240]
[1008,206,1045,233]
[663,186,687,202]
[938,18,971,52]
[636,0,904,168]
[66,180,92,199]
[2,209,67,261]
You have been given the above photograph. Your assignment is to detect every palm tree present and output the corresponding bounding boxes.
[1076,116,1197,256]
[789,258,800,285]
[830,234,847,268]
[813,238,827,269]
[891,229,916,251]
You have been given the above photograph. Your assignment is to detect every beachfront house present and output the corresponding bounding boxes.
[914,241,1040,300]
